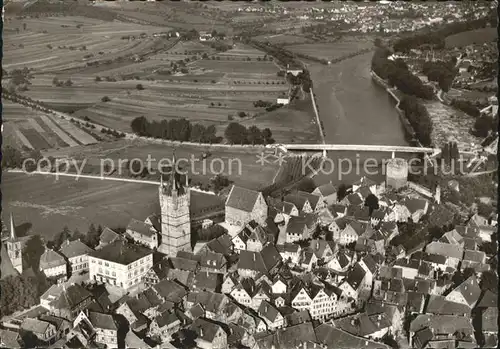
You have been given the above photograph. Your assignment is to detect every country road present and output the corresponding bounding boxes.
[6,169,216,194]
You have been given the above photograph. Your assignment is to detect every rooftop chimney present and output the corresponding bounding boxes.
[200,328,203,338]
[253,254,256,262]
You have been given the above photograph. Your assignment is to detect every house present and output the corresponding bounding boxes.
[308,239,336,262]
[309,284,341,320]
[331,204,348,218]
[88,240,153,290]
[277,97,290,105]
[341,192,364,206]
[232,223,269,253]
[185,291,228,321]
[402,198,429,223]
[277,243,301,264]
[225,186,268,227]
[237,244,282,278]
[339,263,367,299]
[59,240,93,275]
[115,297,153,332]
[124,330,152,349]
[39,315,71,342]
[142,258,170,288]
[40,283,94,320]
[258,300,284,330]
[144,214,161,232]
[198,250,226,274]
[409,314,475,347]
[461,250,488,271]
[21,318,57,344]
[425,241,463,270]
[334,219,366,245]
[283,194,312,213]
[425,295,471,316]
[300,251,318,271]
[312,183,338,205]
[352,176,377,194]
[39,248,67,280]
[190,317,227,349]
[193,271,221,292]
[297,191,326,212]
[88,311,118,347]
[96,227,123,249]
[284,310,311,326]
[221,273,238,294]
[148,310,182,342]
[251,282,272,310]
[153,278,187,305]
[271,276,287,294]
[285,216,308,243]
[126,218,158,249]
[230,279,255,308]
[290,283,312,312]
[327,250,353,272]
[333,312,391,340]
[0,329,23,348]
[445,274,481,308]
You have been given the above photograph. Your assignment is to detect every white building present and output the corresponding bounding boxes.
[39,248,67,280]
[88,240,153,290]
[59,240,93,275]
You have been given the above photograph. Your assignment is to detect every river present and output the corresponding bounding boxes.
[304,52,411,186]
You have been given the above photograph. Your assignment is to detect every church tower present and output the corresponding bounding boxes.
[158,154,191,256]
[7,213,23,274]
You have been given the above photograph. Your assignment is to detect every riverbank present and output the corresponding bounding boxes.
[310,88,326,145]
[370,70,422,147]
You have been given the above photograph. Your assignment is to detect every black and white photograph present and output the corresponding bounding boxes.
[0,1,498,348]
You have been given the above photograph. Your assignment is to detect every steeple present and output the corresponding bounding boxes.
[10,213,16,240]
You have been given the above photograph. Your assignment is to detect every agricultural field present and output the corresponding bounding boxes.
[285,37,373,61]
[43,139,281,191]
[4,16,169,72]
[3,171,160,240]
[254,33,314,45]
[445,27,497,48]
[3,101,98,151]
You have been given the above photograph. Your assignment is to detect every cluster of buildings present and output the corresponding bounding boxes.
[1,155,497,349]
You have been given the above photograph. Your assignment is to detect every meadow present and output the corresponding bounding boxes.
[43,138,281,191]
[285,37,374,61]
[4,171,160,240]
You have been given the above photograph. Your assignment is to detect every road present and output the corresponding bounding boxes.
[6,169,216,194]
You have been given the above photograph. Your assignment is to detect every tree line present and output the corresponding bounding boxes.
[130,116,221,144]
[422,60,458,93]
[224,122,274,145]
[371,48,434,100]
[398,94,433,147]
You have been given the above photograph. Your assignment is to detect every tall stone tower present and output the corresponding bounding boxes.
[6,213,23,274]
[158,154,191,256]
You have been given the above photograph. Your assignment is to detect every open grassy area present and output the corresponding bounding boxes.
[445,27,497,48]
[285,37,373,61]
[3,171,160,240]
[43,139,281,191]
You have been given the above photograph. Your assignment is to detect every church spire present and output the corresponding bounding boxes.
[10,213,16,240]
[171,150,177,190]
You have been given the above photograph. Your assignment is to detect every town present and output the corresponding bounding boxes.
[1,151,498,348]
[1,1,498,349]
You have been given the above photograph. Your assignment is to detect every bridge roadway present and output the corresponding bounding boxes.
[278,143,441,155]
